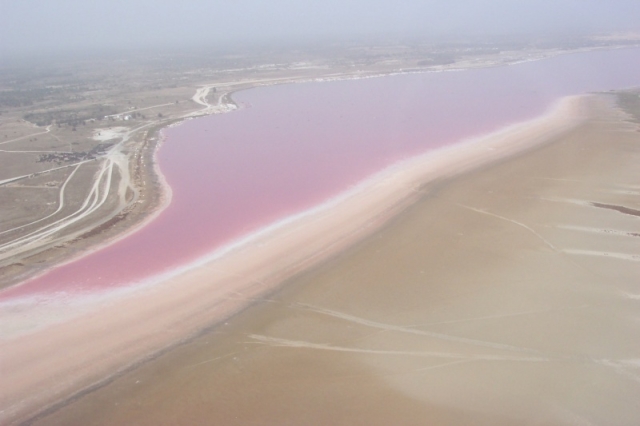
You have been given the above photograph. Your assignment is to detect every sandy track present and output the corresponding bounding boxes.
[0,120,154,267]
[0,164,82,237]
[0,160,92,187]
[0,160,114,258]
[0,125,52,146]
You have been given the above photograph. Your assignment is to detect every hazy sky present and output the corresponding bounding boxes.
[2,0,640,53]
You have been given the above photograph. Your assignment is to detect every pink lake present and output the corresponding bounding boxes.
[3,47,640,300]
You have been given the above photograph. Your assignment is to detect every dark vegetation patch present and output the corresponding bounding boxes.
[38,143,114,164]
[24,104,117,126]
[0,88,61,108]
[76,212,128,240]
[417,54,456,66]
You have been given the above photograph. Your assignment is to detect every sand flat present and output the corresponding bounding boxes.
[17,95,640,425]
[0,94,587,424]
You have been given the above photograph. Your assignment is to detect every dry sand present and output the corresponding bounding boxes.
[4,94,638,425]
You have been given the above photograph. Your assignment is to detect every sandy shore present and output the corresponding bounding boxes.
[19,93,640,426]
[0,95,592,424]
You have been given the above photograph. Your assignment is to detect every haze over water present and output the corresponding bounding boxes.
[3,47,640,300]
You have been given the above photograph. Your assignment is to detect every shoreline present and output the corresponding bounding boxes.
[0,121,172,291]
[2,44,636,295]
[0,93,591,424]
[121,93,590,299]
[0,92,585,311]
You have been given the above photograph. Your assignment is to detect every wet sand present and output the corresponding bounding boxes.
[17,95,640,425]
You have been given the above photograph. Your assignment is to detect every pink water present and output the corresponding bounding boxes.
[3,48,640,300]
